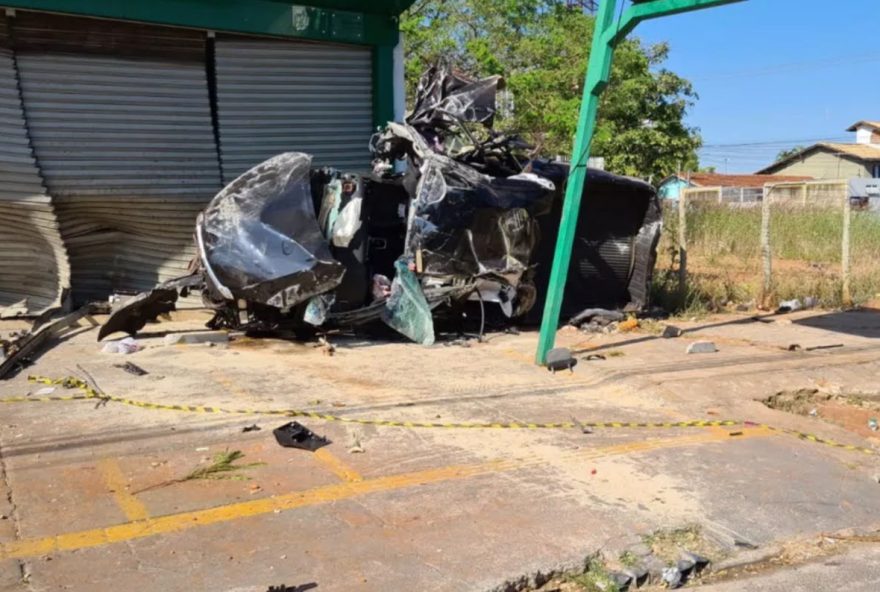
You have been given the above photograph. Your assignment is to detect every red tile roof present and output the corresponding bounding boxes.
[685,173,813,188]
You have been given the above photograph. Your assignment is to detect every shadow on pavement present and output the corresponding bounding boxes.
[794,309,880,339]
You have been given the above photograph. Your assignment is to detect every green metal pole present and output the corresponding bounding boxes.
[535,0,746,365]
[534,0,621,364]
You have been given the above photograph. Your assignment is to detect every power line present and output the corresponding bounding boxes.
[700,136,850,148]
[689,52,880,82]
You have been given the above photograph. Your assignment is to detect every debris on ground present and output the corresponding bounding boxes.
[686,341,717,354]
[546,347,576,373]
[348,432,365,454]
[182,450,264,482]
[776,299,802,313]
[101,336,141,354]
[135,450,265,493]
[617,317,639,332]
[273,422,331,452]
[242,424,261,433]
[114,361,148,376]
[0,305,95,379]
[569,308,625,333]
[315,335,335,356]
[662,325,683,338]
[805,343,844,352]
[94,64,662,348]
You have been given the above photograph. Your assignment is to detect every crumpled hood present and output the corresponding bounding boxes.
[198,152,344,310]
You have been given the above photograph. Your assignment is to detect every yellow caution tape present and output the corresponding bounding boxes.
[0,375,874,456]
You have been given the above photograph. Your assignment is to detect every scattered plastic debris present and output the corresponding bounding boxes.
[869,418,878,432]
[31,386,55,397]
[101,337,142,354]
[273,422,331,452]
[777,299,802,313]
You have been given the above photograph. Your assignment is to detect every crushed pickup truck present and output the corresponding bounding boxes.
[99,65,661,346]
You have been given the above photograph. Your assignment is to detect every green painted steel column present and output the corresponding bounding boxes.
[534,0,620,364]
[372,41,397,128]
[535,0,746,365]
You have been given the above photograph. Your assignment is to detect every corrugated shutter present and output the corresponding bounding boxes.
[0,14,70,315]
[215,36,373,184]
[14,13,221,303]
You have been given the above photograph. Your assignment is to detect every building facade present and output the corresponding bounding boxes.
[0,0,412,312]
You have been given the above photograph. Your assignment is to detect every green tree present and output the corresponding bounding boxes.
[776,145,805,162]
[400,0,702,181]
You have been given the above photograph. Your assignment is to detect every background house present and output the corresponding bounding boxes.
[658,172,812,201]
[758,121,880,179]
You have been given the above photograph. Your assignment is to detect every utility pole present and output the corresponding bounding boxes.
[535,0,747,365]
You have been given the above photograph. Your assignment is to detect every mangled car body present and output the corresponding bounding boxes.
[100,66,661,345]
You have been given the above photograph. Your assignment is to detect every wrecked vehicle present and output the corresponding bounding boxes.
[99,65,661,346]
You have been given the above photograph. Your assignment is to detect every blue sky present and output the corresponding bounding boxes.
[635,0,879,173]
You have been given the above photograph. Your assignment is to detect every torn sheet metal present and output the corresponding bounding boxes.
[408,156,552,284]
[198,153,345,310]
[408,64,503,130]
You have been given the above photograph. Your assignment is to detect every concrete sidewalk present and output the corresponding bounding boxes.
[1,309,879,591]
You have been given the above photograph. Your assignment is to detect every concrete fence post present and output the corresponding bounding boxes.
[761,184,773,306]
[841,182,852,307]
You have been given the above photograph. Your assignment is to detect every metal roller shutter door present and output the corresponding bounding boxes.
[0,14,70,315]
[215,36,373,184]
[14,14,222,303]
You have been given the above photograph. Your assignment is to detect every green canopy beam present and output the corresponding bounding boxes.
[535,0,745,365]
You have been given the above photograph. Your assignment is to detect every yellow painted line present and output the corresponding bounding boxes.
[96,459,150,522]
[0,427,773,561]
[313,448,363,483]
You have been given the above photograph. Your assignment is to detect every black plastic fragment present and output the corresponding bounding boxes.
[272,422,331,451]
